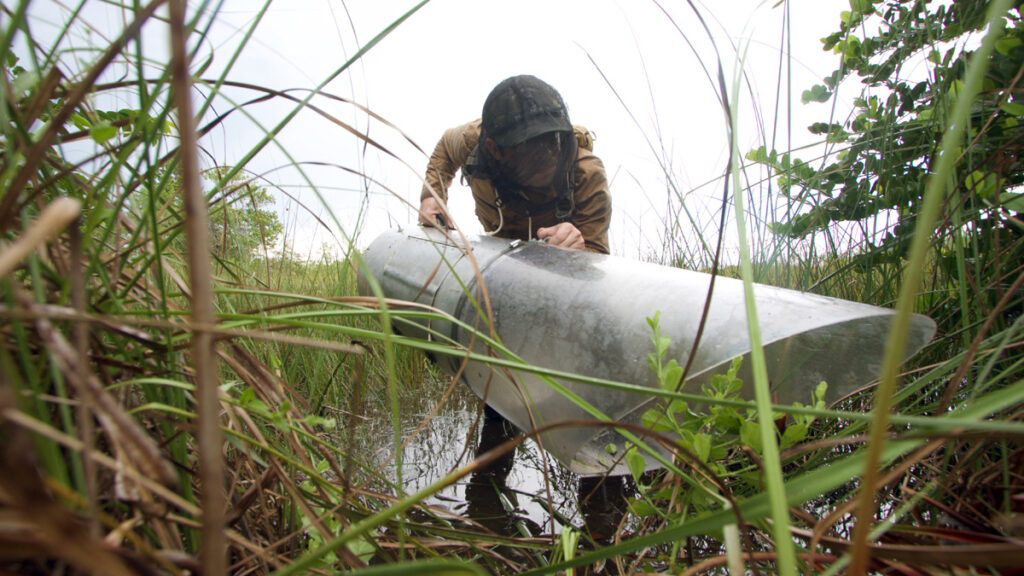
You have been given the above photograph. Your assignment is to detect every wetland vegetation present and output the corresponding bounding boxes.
[1,1,1023,574]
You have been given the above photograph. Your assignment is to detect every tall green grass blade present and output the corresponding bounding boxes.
[729,37,796,576]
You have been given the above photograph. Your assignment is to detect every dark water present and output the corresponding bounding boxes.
[358,382,629,539]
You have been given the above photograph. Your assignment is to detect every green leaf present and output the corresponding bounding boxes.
[303,415,336,429]
[996,35,1022,56]
[1000,101,1024,116]
[999,193,1024,213]
[836,34,862,63]
[345,537,376,564]
[693,433,711,463]
[801,84,832,104]
[740,420,762,455]
[71,113,91,131]
[663,361,683,391]
[645,312,660,331]
[813,381,828,411]
[11,69,39,97]
[710,445,729,461]
[629,499,658,518]
[814,381,828,404]
[966,170,997,199]
[726,356,743,378]
[809,122,833,134]
[849,0,874,15]
[656,335,670,357]
[746,146,774,163]
[271,415,290,432]
[642,408,674,432]
[780,423,809,449]
[713,407,743,432]
[90,122,118,143]
[626,447,646,483]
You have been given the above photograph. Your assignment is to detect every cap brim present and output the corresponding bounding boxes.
[493,115,570,147]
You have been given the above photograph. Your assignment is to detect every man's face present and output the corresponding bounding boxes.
[500,132,562,188]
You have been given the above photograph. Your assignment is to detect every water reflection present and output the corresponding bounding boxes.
[357,383,630,540]
[578,475,629,542]
[464,406,523,535]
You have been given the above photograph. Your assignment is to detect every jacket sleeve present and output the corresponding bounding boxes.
[420,121,480,204]
[572,150,612,255]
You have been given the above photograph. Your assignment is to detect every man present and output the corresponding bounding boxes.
[418,75,624,540]
[418,74,611,254]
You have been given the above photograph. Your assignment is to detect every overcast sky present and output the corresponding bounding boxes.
[34,0,854,259]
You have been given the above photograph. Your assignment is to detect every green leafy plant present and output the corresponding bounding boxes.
[749,2,1024,330]
[626,314,828,523]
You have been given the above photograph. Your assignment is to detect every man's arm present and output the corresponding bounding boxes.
[418,121,479,226]
[567,150,612,254]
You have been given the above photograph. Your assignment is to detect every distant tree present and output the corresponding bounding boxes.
[129,165,283,268]
[204,167,283,263]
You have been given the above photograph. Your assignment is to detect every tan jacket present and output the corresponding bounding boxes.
[421,119,611,254]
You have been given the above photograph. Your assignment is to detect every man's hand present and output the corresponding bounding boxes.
[418,196,446,227]
[537,222,585,251]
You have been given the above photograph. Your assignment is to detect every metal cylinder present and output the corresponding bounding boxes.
[358,227,936,475]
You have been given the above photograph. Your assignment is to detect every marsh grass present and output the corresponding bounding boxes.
[1,1,1023,575]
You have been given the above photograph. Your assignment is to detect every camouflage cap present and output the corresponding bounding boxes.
[481,75,572,147]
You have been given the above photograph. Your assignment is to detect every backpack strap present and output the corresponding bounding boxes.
[552,134,577,221]
[573,125,595,152]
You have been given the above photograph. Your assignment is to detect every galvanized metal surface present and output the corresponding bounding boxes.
[358,228,937,475]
